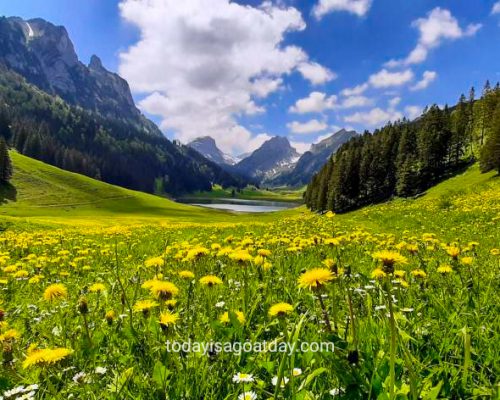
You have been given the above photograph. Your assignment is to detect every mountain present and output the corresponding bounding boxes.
[0,16,248,194]
[270,129,357,187]
[188,136,236,166]
[235,136,299,182]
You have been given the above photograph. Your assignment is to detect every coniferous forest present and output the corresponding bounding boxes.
[305,82,500,213]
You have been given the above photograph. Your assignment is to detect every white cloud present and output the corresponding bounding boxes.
[312,0,372,20]
[368,68,414,88]
[287,119,328,134]
[341,95,373,108]
[118,0,330,155]
[411,70,437,91]
[341,83,369,96]
[297,62,337,85]
[405,105,423,120]
[291,141,312,154]
[493,2,500,14]
[289,91,338,114]
[388,96,401,108]
[344,107,402,127]
[386,8,482,67]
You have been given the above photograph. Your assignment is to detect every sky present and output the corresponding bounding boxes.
[2,0,500,156]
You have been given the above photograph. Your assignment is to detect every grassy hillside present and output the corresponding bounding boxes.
[180,184,304,203]
[0,152,300,226]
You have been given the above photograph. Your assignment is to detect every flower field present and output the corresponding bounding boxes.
[0,171,499,399]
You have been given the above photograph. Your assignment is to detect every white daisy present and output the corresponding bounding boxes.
[238,391,257,400]
[232,372,255,383]
[271,376,289,387]
[292,368,302,377]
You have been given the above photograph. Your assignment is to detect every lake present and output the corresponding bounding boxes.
[177,198,301,213]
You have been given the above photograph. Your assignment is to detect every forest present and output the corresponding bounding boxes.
[305,82,500,213]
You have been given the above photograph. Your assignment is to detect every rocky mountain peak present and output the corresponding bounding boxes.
[89,54,104,71]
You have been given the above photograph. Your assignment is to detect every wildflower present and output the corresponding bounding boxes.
[268,302,294,318]
[292,368,302,376]
[72,371,89,384]
[43,283,68,302]
[133,299,159,313]
[149,281,179,300]
[371,268,387,279]
[322,258,336,269]
[298,268,334,289]
[446,246,460,259]
[232,372,255,383]
[460,257,473,265]
[178,270,195,279]
[271,376,289,387]
[88,283,106,293]
[219,311,245,325]
[144,256,164,268]
[437,264,453,274]
[199,275,223,287]
[22,347,73,369]
[215,301,226,308]
[105,310,116,325]
[257,249,271,257]
[372,250,408,272]
[0,329,20,343]
[394,270,406,278]
[95,366,107,375]
[238,392,257,400]
[159,311,179,329]
[229,250,253,263]
[411,269,427,278]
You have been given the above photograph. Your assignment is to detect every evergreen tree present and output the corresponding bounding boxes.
[450,94,468,166]
[0,137,12,183]
[480,102,500,173]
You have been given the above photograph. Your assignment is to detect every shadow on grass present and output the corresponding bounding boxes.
[0,182,17,205]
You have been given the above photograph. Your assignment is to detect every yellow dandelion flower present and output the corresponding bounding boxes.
[394,270,406,278]
[88,283,106,293]
[144,256,164,268]
[229,250,253,263]
[446,246,460,259]
[298,268,334,289]
[371,268,387,279]
[372,250,408,268]
[411,269,427,278]
[133,299,159,313]
[199,275,223,287]
[322,258,336,268]
[23,347,73,369]
[460,257,473,265]
[437,264,453,274]
[43,283,68,302]
[0,329,20,343]
[159,311,179,328]
[268,302,294,317]
[149,281,179,300]
[178,270,195,279]
[219,311,245,325]
[257,249,271,257]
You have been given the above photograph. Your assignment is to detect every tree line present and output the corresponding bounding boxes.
[0,66,247,194]
[305,82,500,213]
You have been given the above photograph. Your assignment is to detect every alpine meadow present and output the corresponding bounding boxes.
[0,1,499,400]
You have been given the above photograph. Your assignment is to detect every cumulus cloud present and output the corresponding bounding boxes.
[287,119,328,134]
[297,62,337,85]
[118,0,330,154]
[368,68,414,88]
[386,8,481,67]
[341,95,373,108]
[388,96,401,108]
[344,107,402,127]
[493,2,500,14]
[312,0,372,20]
[411,70,437,91]
[289,91,338,114]
[341,83,369,96]
[291,141,312,154]
[405,105,423,120]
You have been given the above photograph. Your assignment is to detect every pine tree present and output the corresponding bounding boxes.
[480,102,500,173]
[450,94,468,166]
[0,137,13,183]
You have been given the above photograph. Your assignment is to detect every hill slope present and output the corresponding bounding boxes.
[0,152,295,226]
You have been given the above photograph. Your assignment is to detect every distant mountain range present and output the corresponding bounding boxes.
[188,130,357,187]
[0,16,248,194]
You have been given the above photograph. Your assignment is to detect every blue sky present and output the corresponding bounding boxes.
[2,0,500,155]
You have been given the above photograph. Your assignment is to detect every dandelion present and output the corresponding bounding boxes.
[371,268,387,279]
[178,270,195,279]
[446,246,460,259]
[149,281,179,300]
[22,347,73,369]
[411,269,427,279]
[199,275,223,287]
[268,302,294,318]
[219,311,245,325]
[88,283,106,293]
[298,268,334,289]
[133,299,159,313]
[460,257,473,265]
[159,311,179,329]
[144,256,164,268]
[232,372,255,383]
[372,250,408,272]
[437,264,453,274]
[43,283,68,302]
[0,329,19,343]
